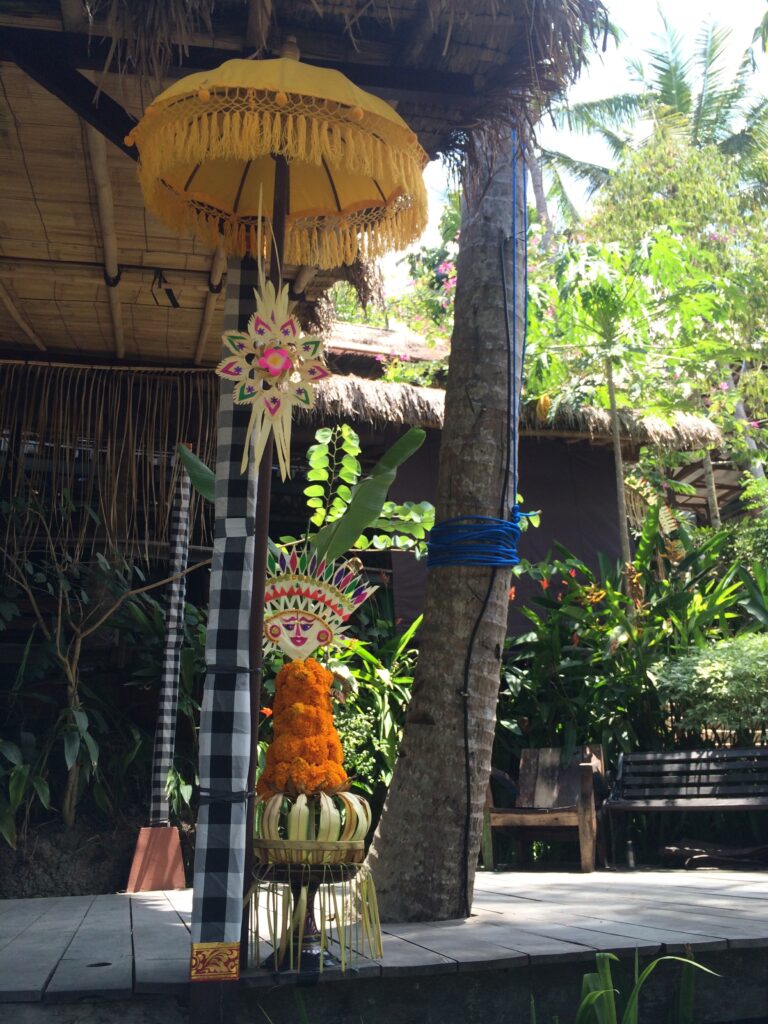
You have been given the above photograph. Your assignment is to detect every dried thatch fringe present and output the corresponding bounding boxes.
[0,362,217,561]
[0,361,720,558]
[91,0,215,87]
[520,403,723,451]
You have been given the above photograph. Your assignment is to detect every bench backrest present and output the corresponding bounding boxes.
[615,748,768,805]
[518,745,603,809]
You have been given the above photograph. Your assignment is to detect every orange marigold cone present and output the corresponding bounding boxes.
[257,658,347,797]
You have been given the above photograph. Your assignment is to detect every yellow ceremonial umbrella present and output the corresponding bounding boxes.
[127,48,428,269]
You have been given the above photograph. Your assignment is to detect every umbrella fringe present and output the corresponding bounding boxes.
[131,92,428,268]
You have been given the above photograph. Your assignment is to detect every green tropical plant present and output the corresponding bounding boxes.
[328,612,420,795]
[499,504,750,769]
[308,425,432,561]
[530,951,716,1024]
[0,494,208,837]
[177,424,432,561]
[651,633,768,743]
[541,15,768,217]
[115,593,208,821]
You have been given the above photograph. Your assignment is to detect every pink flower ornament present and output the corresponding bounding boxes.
[258,347,293,378]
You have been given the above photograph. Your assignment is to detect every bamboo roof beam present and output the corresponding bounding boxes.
[0,282,47,352]
[85,126,125,359]
[58,0,87,32]
[0,257,211,289]
[193,245,227,366]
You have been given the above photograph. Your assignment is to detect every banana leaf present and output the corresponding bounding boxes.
[175,444,214,503]
[310,428,426,563]
[175,444,280,556]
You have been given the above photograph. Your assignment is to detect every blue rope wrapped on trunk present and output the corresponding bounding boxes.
[426,511,523,568]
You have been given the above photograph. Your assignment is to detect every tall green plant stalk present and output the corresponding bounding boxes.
[531,951,717,1024]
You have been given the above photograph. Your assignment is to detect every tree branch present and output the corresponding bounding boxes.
[76,558,212,642]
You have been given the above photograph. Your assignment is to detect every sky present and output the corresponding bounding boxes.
[382,0,768,295]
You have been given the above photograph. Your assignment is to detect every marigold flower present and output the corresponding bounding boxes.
[256,657,348,797]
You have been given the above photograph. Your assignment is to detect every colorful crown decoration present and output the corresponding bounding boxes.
[215,280,331,480]
[263,545,377,660]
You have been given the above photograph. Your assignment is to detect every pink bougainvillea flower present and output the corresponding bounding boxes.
[258,347,293,377]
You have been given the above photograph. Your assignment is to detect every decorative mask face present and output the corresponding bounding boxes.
[264,610,334,660]
[262,544,378,661]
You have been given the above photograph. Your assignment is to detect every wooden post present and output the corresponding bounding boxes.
[577,762,597,873]
[605,356,632,567]
[702,450,722,528]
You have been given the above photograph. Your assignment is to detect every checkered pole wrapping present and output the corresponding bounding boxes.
[149,464,192,826]
[191,261,258,956]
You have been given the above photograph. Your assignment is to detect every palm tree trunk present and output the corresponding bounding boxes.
[526,146,554,251]
[367,124,525,922]
[605,356,632,566]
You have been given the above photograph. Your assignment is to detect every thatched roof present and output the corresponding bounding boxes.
[519,403,724,452]
[0,360,720,553]
[0,0,607,370]
[2,2,608,155]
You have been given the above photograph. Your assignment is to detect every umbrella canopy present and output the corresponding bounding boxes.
[128,55,429,268]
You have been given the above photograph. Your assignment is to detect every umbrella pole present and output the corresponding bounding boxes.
[241,155,290,968]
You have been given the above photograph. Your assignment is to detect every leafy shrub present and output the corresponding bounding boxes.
[651,633,768,741]
[327,613,419,796]
[498,503,762,770]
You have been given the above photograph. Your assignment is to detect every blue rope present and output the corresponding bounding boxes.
[427,513,523,569]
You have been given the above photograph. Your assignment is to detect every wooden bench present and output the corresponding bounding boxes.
[486,746,604,873]
[604,748,768,862]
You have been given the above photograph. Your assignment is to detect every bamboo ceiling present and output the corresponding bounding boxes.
[0,0,607,367]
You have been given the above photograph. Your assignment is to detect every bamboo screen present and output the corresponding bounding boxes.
[0,362,217,559]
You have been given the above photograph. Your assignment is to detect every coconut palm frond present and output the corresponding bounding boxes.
[645,13,693,117]
[552,92,647,134]
[690,22,733,145]
[591,125,632,160]
[539,147,612,200]
[753,10,768,52]
[545,166,581,226]
[649,106,693,145]
[719,98,768,158]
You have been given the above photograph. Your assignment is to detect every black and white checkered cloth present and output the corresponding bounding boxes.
[149,462,192,826]
[191,261,258,947]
